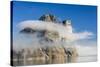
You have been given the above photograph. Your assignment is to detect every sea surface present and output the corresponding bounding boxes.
[13,55,97,66]
[76,55,97,62]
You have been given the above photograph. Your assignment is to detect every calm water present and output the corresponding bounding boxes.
[13,55,97,66]
[76,55,97,62]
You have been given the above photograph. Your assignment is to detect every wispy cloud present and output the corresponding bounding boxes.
[73,31,94,40]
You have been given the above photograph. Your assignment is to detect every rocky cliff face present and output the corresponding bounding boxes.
[13,46,78,65]
[13,14,78,65]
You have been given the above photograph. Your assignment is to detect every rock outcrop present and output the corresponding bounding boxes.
[13,46,78,65]
[39,14,58,22]
[13,14,78,66]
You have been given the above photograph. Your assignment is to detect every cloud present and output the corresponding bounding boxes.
[13,20,97,57]
[73,31,94,40]
[18,20,94,41]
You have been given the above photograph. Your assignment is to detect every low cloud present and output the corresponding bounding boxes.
[13,20,97,57]
[18,20,94,41]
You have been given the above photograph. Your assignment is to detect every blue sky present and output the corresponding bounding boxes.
[12,1,97,41]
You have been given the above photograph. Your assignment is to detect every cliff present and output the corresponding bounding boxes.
[13,14,78,65]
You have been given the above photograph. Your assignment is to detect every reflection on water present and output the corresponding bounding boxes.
[12,56,71,66]
[12,55,97,66]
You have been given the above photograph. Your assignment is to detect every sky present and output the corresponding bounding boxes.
[12,1,97,34]
[11,1,97,57]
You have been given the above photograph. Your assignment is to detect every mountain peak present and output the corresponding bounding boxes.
[39,14,58,22]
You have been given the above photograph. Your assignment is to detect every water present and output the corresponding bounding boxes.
[12,55,97,66]
[76,55,97,62]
